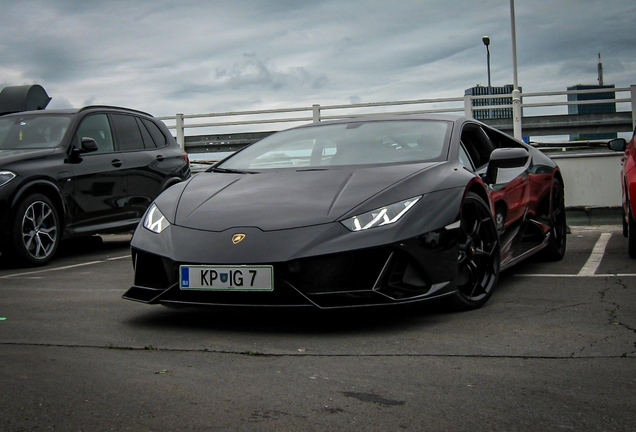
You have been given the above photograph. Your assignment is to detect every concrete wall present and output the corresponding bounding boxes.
[551,152,623,208]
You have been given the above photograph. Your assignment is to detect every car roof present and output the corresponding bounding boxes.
[293,113,470,129]
[0,105,154,118]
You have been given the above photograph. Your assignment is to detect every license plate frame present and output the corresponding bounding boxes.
[179,265,274,291]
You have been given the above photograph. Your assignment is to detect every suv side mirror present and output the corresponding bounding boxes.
[484,147,529,184]
[80,137,99,153]
[608,138,627,152]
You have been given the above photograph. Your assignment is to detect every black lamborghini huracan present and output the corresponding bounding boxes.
[123,114,566,310]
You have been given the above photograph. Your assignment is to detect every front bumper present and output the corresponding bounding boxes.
[123,226,459,309]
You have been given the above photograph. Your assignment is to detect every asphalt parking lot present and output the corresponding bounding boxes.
[1,225,635,431]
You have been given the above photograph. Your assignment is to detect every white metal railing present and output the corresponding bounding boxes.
[157,85,636,147]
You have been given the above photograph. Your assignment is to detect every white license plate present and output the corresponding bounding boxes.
[179,265,273,291]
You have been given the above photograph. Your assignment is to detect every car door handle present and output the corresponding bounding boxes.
[156,155,165,161]
[111,159,122,168]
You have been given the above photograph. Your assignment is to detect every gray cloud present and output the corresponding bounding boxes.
[0,0,634,118]
[214,54,329,91]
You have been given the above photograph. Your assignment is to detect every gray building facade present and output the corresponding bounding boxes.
[465,84,517,120]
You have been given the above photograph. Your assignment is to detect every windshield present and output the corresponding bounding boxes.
[218,120,451,170]
[0,114,72,149]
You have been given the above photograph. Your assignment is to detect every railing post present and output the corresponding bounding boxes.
[512,89,523,140]
[464,95,473,119]
[312,104,321,123]
[175,113,185,149]
[631,84,636,129]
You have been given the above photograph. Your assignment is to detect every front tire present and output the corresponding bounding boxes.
[8,193,60,266]
[449,192,500,310]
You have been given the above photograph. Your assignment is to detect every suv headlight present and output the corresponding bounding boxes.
[143,203,170,234]
[341,196,421,232]
[0,171,16,188]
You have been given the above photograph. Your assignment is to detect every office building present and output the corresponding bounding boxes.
[567,84,617,140]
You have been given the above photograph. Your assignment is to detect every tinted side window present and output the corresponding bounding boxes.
[141,118,168,148]
[136,118,156,149]
[460,125,495,169]
[111,114,145,151]
[76,114,114,154]
[483,126,524,149]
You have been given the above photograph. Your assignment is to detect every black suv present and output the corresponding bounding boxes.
[0,106,190,266]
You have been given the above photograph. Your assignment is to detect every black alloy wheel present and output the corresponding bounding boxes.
[543,179,567,261]
[9,193,60,266]
[450,192,500,310]
[628,203,636,259]
[622,203,628,238]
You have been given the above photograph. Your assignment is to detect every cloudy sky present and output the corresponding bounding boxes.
[1,0,634,119]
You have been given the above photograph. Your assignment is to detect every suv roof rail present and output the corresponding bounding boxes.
[78,105,153,117]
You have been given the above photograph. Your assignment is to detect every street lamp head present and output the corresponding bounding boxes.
[482,36,491,46]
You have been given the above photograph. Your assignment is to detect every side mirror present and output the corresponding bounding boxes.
[484,147,529,184]
[608,138,627,152]
[80,137,99,153]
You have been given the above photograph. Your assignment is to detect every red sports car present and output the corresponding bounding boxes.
[610,123,636,258]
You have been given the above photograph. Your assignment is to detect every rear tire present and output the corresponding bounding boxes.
[543,179,567,261]
[8,193,60,266]
[628,203,636,259]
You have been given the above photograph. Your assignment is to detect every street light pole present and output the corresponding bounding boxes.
[482,36,492,119]
[510,0,522,139]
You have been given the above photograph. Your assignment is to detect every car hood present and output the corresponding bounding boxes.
[0,148,57,166]
[173,163,439,231]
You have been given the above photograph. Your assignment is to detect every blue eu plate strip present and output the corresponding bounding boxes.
[181,267,190,288]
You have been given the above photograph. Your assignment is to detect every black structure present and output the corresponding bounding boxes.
[567,84,617,140]
[0,84,51,115]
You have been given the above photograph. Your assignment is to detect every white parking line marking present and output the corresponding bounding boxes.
[514,232,636,277]
[515,273,636,277]
[0,255,131,279]
[578,233,612,276]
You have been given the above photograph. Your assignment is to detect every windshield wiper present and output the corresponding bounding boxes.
[210,167,258,174]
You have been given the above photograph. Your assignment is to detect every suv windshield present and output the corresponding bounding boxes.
[218,120,451,170]
[0,114,72,149]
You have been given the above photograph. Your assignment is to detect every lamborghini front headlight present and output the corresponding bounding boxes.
[341,196,421,232]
